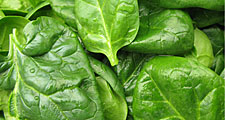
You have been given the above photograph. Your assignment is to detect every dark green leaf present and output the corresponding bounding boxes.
[74,0,139,66]
[203,26,224,55]
[133,56,224,120]
[112,51,152,118]
[125,0,194,55]
[211,54,224,75]
[149,0,224,11]
[187,8,224,28]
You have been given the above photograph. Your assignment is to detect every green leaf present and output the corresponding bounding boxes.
[185,28,214,67]
[89,56,127,120]
[49,0,77,29]
[0,0,32,11]
[203,26,224,55]
[187,8,224,28]
[112,51,152,118]
[149,0,224,11]
[211,54,224,75]
[74,0,139,66]
[25,1,50,19]
[0,16,29,90]
[0,90,15,120]
[133,56,224,120]
[0,16,29,51]
[124,0,194,55]
[9,16,104,120]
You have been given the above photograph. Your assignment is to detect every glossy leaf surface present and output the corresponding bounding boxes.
[125,0,194,55]
[89,56,127,120]
[49,0,77,29]
[74,0,139,66]
[9,17,104,120]
[133,56,224,120]
[186,28,214,67]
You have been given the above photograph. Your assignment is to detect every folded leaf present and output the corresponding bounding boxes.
[89,56,127,120]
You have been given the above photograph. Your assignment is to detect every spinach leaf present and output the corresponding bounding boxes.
[125,0,194,55]
[0,90,15,120]
[0,16,29,90]
[49,0,77,29]
[203,26,224,55]
[112,51,152,118]
[0,16,29,51]
[74,0,139,66]
[8,16,104,120]
[149,0,224,11]
[89,56,127,120]
[25,1,50,19]
[211,54,224,75]
[187,8,224,28]
[0,0,32,11]
[185,28,214,67]
[133,56,224,120]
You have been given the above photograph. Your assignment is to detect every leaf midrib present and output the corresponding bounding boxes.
[146,71,185,120]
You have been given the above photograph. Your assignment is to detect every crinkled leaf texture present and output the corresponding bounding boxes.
[125,0,194,55]
[133,56,224,120]
[9,16,104,120]
[89,56,127,120]
[74,0,139,66]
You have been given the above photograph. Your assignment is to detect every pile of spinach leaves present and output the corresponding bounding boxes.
[0,0,224,120]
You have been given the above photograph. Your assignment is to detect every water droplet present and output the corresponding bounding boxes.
[34,96,39,100]
[30,68,35,73]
